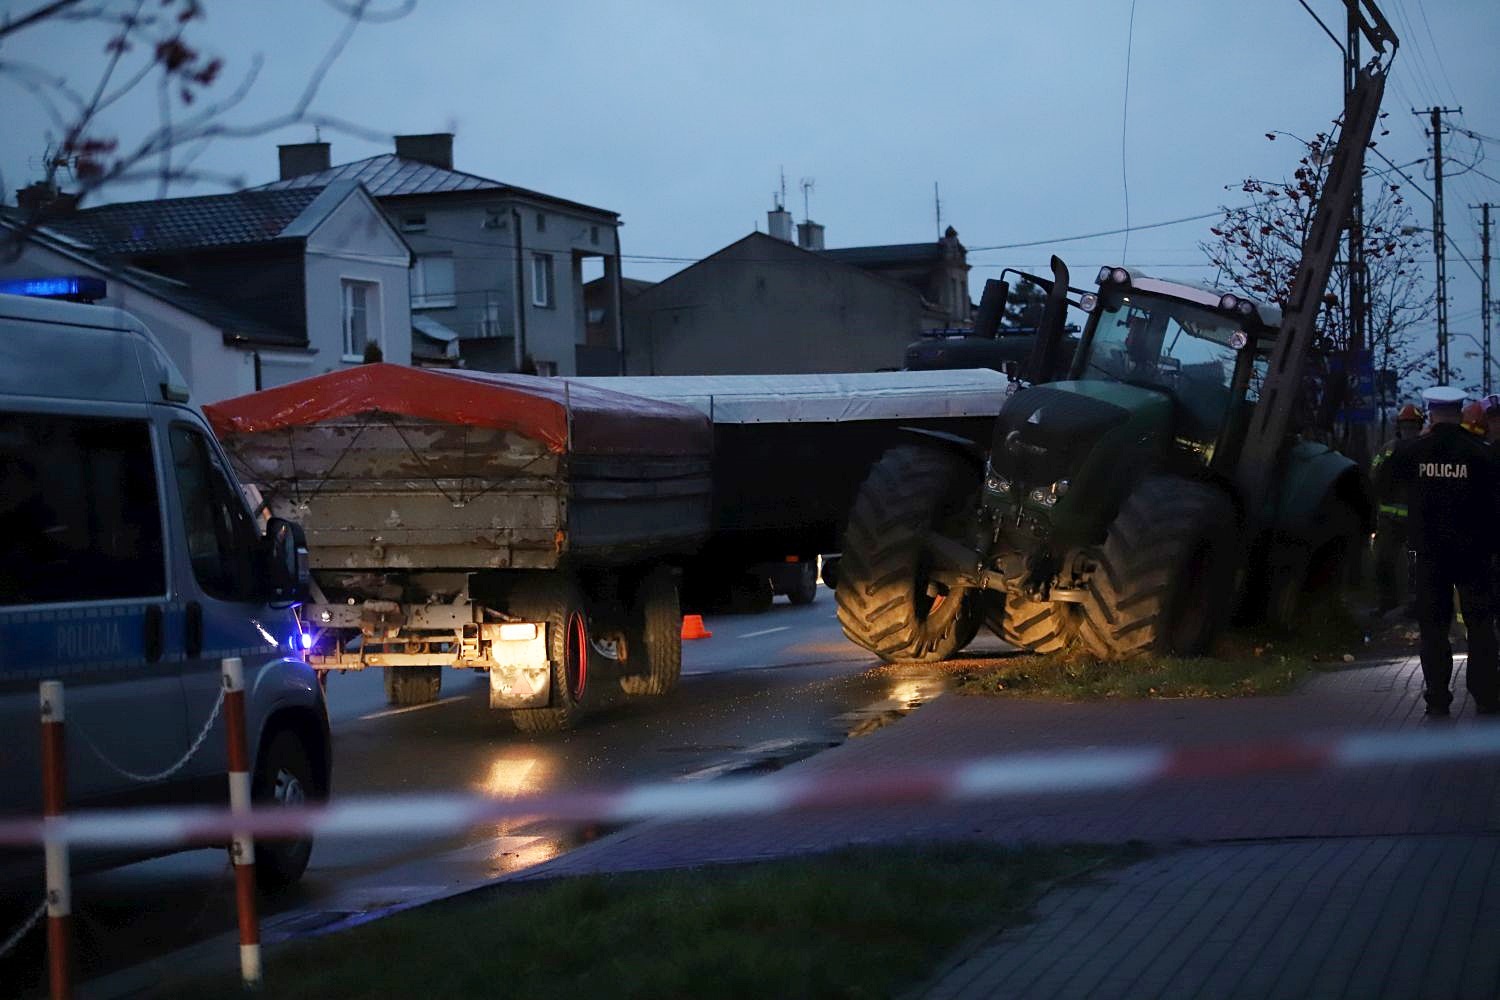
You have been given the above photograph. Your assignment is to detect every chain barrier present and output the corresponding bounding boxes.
[0,900,46,960]
[74,686,226,784]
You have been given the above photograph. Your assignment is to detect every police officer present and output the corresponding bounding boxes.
[1371,403,1425,614]
[1385,386,1500,716]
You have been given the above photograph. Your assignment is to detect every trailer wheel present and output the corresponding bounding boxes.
[383,665,441,706]
[1076,477,1236,659]
[1000,592,1074,654]
[787,562,818,606]
[836,444,980,662]
[507,575,593,733]
[620,567,682,697]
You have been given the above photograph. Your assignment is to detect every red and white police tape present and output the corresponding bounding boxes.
[5,726,1500,850]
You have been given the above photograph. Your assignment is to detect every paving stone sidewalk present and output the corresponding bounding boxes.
[514,654,1500,999]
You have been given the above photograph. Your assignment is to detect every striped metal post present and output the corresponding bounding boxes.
[222,657,262,989]
[39,681,71,1000]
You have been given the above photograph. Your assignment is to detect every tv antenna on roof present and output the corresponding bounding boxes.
[934,182,942,240]
[800,177,815,222]
[773,166,787,211]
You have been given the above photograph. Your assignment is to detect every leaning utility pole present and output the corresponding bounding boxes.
[1417,106,1461,385]
[1481,202,1494,394]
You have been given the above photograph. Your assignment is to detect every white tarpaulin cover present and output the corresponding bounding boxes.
[567,370,1012,424]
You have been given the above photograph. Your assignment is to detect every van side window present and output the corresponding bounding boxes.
[169,425,260,602]
[0,413,166,605]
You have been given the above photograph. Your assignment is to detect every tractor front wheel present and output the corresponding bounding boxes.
[835,445,980,662]
[1077,477,1236,659]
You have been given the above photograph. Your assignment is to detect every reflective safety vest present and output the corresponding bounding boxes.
[1378,501,1408,520]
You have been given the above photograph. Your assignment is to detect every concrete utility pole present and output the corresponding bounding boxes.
[1345,7,1366,362]
[1417,106,1461,385]
[1482,203,1494,394]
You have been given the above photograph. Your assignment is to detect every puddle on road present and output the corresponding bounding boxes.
[835,668,948,739]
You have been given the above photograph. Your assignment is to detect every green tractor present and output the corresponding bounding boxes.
[836,1,1396,663]
[834,260,1372,662]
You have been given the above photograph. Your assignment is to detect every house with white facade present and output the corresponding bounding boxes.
[3,181,412,402]
[260,134,625,376]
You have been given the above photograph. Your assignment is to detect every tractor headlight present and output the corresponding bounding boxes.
[1219,293,1241,312]
[985,467,1013,496]
[1097,266,1130,286]
[1027,480,1069,509]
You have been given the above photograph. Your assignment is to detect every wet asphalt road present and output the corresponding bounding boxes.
[1,588,983,994]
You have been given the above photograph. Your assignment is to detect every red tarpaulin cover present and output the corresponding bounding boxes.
[204,364,711,457]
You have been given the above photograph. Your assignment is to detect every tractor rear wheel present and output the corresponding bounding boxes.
[835,445,980,662]
[1077,477,1236,659]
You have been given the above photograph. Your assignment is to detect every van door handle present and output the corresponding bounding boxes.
[144,605,164,662]
[185,601,203,657]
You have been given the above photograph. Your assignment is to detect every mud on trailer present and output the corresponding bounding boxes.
[207,364,712,732]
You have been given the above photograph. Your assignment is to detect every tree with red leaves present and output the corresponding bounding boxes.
[0,0,413,236]
[1200,118,1435,437]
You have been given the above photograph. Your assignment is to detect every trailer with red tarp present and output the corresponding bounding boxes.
[205,364,712,732]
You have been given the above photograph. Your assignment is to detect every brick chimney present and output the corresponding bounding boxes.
[797,221,825,251]
[15,181,78,218]
[277,142,331,180]
[394,133,454,170]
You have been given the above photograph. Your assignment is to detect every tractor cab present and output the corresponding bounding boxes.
[1066,267,1278,471]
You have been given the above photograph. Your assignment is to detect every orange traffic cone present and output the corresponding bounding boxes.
[681,614,712,640]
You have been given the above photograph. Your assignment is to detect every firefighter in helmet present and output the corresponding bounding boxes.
[1484,394,1500,444]
[1371,403,1425,614]
[1462,399,1489,437]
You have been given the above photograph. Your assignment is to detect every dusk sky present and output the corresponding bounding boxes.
[3,1,1497,388]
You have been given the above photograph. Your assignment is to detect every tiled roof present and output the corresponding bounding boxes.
[1,215,306,347]
[46,188,323,256]
[257,154,619,218]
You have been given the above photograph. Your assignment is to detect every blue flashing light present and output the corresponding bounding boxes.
[0,275,107,301]
[300,632,314,651]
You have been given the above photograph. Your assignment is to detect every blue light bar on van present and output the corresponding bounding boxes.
[0,275,107,301]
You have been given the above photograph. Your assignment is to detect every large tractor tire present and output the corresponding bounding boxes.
[836,445,980,662]
[383,665,441,706]
[1077,477,1237,659]
[619,566,682,697]
[506,574,594,733]
[1000,592,1074,654]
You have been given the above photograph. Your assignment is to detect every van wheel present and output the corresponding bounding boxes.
[252,731,318,892]
[384,665,441,706]
[507,574,593,733]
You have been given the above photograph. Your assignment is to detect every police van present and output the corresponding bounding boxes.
[0,290,329,890]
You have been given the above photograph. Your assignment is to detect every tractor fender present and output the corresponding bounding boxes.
[1271,441,1373,543]
[895,427,988,470]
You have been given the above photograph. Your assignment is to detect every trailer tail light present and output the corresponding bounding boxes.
[497,623,540,641]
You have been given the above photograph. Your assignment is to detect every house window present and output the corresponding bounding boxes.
[535,212,547,233]
[342,279,380,359]
[590,225,600,245]
[401,213,427,233]
[411,254,456,309]
[531,253,554,308]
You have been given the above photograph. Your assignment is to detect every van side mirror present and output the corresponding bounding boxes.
[264,517,310,603]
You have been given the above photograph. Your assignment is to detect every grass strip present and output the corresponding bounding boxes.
[155,843,1137,1000]
[954,609,1375,700]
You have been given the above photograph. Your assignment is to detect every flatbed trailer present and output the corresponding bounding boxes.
[569,370,1011,611]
